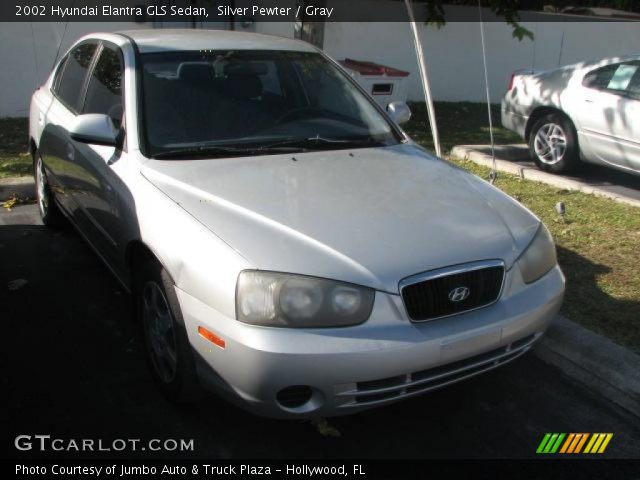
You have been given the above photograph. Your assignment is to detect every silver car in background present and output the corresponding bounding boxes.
[30,29,565,418]
[502,55,640,174]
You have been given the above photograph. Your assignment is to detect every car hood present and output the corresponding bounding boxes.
[141,145,540,293]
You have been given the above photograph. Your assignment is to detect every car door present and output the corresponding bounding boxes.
[39,41,99,220]
[71,41,137,279]
[574,60,640,172]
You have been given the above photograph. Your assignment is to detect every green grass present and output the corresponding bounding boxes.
[404,101,522,152]
[0,118,32,179]
[406,102,639,353]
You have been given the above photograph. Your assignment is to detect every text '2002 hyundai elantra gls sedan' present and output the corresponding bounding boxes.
[29,29,565,418]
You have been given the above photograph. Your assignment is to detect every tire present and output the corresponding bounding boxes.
[528,113,580,174]
[34,152,63,227]
[136,260,203,403]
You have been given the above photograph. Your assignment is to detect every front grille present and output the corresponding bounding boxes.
[401,261,505,321]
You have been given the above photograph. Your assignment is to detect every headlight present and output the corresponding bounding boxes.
[236,271,375,328]
[516,223,557,284]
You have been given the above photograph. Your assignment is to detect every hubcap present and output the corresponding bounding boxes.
[143,281,178,383]
[534,123,567,165]
[36,156,48,217]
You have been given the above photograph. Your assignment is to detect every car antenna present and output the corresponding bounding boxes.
[50,0,75,71]
[557,29,566,67]
[478,0,497,184]
[531,22,538,72]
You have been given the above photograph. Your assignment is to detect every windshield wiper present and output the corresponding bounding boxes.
[259,135,388,150]
[152,135,387,159]
[152,144,303,159]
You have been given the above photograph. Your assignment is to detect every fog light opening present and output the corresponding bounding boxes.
[276,385,314,409]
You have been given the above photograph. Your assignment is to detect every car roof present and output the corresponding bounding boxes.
[559,54,640,72]
[115,29,317,54]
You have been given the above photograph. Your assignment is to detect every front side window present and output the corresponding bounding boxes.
[140,50,400,158]
[83,45,124,128]
[54,43,98,112]
[583,61,640,97]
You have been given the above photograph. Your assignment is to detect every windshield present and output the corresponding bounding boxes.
[140,50,401,158]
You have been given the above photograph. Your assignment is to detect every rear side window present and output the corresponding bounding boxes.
[83,45,124,128]
[583,61,640,97]
[627,69,640,101]
[54,43,98,112]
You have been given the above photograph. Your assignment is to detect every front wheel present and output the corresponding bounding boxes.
[529,113,580,174]
[137,260,203,403]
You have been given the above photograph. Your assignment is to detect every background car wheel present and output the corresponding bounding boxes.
[529,113,579,173]
[137,260,203,403]
[34,152,63,227]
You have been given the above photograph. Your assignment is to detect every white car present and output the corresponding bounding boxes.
[502,55,640,174]
[30,29,565,418]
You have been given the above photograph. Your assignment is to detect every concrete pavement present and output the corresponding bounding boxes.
[451,144,640,207]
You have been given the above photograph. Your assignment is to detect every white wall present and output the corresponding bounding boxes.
[0,22,149,117]
[323,14,640,104]
[252,21,294,38]
[0,20,239,117]
[2,7,639,117]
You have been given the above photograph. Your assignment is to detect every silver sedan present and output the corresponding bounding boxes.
[30,29,564,418]
[502,55,640,175]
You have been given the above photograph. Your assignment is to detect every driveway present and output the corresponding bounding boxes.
[457,144,640,203]
[1,204,640,460]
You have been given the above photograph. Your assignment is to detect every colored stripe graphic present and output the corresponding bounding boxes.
[584,433,599,453]
[559,433,574,453]
[537,433,613,454]
[567,433,583,453]
[573,433,589,453]
[550,433,565,453]
[544,433,559,453]
[536,433,566,454]
[584,433,614,454]
[598,433,613,453]
[536,433,552,454]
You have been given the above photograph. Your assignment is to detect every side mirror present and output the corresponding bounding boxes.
[69,114,118,146]
[386,101,411,125]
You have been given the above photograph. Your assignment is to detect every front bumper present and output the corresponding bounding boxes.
[177,264,565,418]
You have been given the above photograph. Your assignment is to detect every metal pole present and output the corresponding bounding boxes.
[404,0,441,158]
[478,0,497,183]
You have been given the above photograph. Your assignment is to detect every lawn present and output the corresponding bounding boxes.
[0,118,31,179]
[405,101,521,152]
[2,104,638,352]
[405,102,640,353]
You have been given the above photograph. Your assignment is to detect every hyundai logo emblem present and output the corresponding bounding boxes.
[448,286,470,302]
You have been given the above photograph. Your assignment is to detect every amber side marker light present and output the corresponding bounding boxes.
[198,326,226,349]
